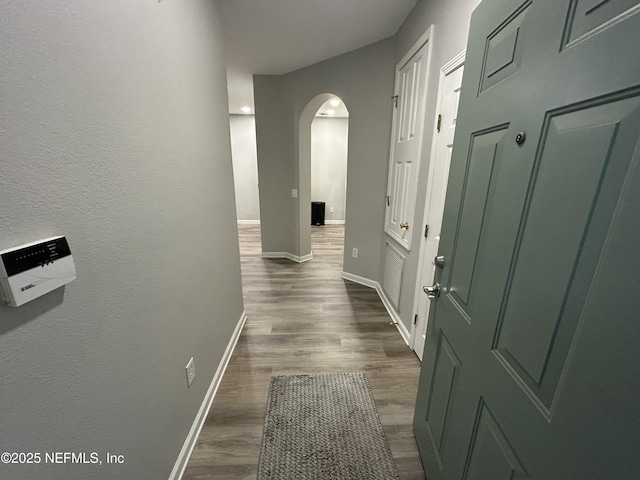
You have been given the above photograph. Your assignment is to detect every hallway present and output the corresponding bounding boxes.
[183,225,425,479]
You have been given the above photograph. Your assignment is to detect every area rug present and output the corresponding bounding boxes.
[257,372,399,479]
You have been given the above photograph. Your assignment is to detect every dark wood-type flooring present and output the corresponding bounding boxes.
[183,224,425,479]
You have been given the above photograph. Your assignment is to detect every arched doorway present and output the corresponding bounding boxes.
[297,94,349,262]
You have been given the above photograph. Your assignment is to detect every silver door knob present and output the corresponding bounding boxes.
[423,283,441,299]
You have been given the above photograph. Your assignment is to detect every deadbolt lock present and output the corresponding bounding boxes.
[434,255,445,268]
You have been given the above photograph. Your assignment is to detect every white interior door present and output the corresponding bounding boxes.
[412,55,465,360]
[384,28,432,251]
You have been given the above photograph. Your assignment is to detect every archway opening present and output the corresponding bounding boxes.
[297,94,349,263]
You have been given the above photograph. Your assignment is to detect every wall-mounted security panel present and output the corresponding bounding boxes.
[0,236,76,307]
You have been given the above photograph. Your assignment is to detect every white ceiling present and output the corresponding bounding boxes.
[219,0,418,114]
[316,97,349,118]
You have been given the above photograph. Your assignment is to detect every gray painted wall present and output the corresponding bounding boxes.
[0,1,244,479]
[230,115,261,222]
[311,117,349,223]
[255,38,395,278]
[254,76,297,254]
[253,0,483,334]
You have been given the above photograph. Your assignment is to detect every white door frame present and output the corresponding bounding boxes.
[410,50,466,352]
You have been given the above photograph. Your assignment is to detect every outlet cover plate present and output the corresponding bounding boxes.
[186,357,196,388]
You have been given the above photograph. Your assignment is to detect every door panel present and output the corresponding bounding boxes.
[425,332,461,452]
[385,31,432,249]
[480,1,530,93]
[414,0,640,479]
[562,0,640,47]
[413,59,464,359]
[495,94,640,408]
[448,126,508,309]
[403,54,423,140]
[392,161,404,225]
[463,400,529,480]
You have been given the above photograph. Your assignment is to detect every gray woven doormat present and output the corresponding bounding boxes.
[257,373,400,480]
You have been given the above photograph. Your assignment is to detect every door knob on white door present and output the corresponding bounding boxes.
[400,222,409,229]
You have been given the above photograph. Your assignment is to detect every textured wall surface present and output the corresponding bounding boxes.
[252,0,483,299]
[311,117,349,223]
[252,0,484,333]
[254,75,297,254]
[255,39,395,278]
[230,115,260,222]
[0,1,244,479]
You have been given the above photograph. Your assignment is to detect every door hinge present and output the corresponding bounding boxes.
[392,95,399,108]
[385,195,390,206]
[424,224,429,238]
[437,114,442,132]
[414,314,418,325]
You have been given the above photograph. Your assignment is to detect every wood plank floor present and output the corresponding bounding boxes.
[183,224,426,479]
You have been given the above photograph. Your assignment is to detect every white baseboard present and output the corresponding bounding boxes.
[341,271,411,346]
[261,252,313,263]
[324,220,345,225]
[375,286,411,346]
[237,220,260,225]
[297,252,313,263]
[340,271,378,289]
[395,316,412,346]
[168,311,248,480]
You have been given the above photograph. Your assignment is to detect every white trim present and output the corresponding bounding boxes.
[441,49,466,74]
[168,311,248,480]
[410,50,466,351]
[323,220,345,225]
[398,27,433,70]
[395,315,412,346]
[340,271,378,289]
[237,220,261,225]
[261,252,313,263]
[340,271,410,346]
[376,285,411,346]
[297,253,313,263]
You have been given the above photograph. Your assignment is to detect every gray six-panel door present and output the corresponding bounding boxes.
[414,0,640,479]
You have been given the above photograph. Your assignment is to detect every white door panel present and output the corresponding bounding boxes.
[385,28,433,250]
[413,58,465,359]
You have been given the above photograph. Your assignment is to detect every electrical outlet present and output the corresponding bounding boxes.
[352,248,359,258]
[186,357,196,388]
[329,206,334,213]
[291,189,298,198]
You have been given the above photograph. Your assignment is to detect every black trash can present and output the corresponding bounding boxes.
[311,202,325,226]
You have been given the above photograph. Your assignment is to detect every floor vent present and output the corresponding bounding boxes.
[383,242,405,310]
